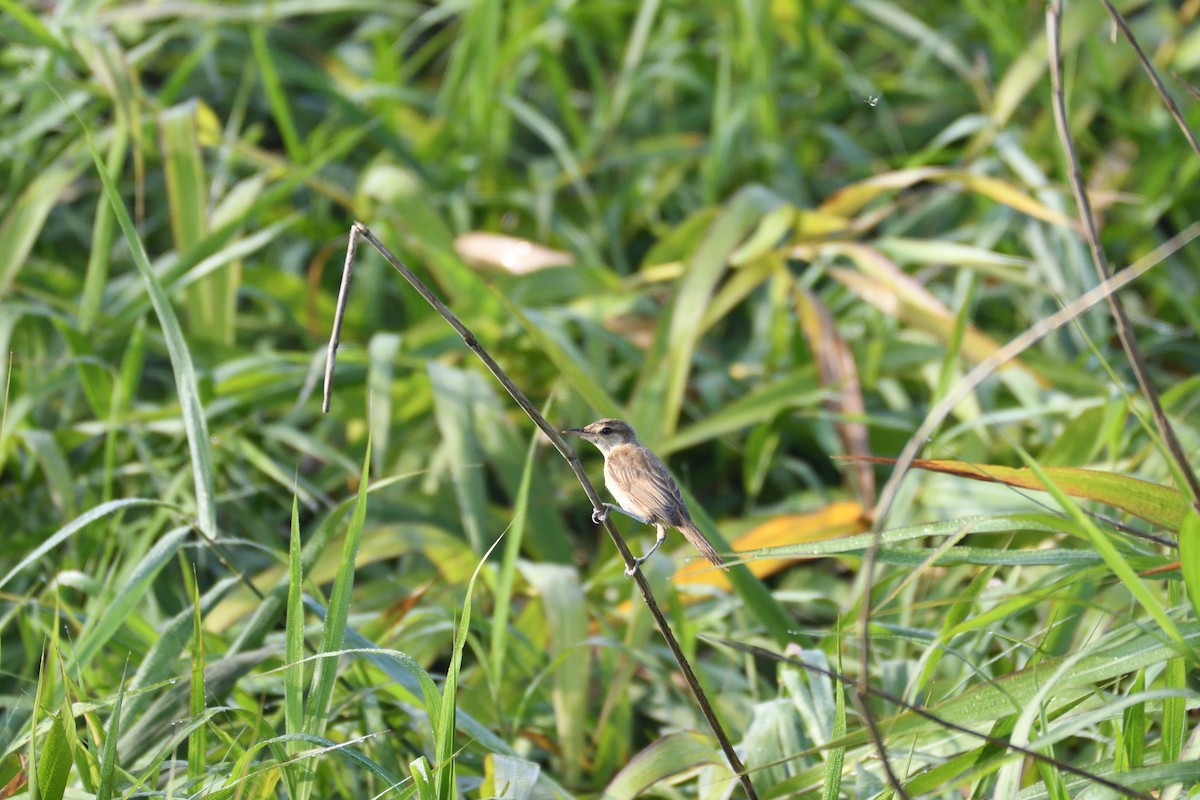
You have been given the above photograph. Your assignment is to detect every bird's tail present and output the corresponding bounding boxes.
[679,522,726,568]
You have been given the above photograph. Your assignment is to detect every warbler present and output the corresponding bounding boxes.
[563,418,726,575]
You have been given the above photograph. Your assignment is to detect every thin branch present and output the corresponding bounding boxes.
[708,637,1155,800]
[1098,0,1200,159]
[322,225,359,413]
[324,222,758,799]
[851,687,909,797]
[852,520,908,799]
[1047,0,1200,515]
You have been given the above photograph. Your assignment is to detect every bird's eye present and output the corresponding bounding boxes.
[600,426,612,435]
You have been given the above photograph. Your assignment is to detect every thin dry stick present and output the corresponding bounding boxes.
[1047,0,1200,517]
[850,685,908,798]
[1099,0,1200,160]
[324,222,758,800]
[709,638,1156,800]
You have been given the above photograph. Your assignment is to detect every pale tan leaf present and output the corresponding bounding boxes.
[454,232,573,274]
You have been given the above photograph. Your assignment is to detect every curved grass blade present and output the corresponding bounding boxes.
[89,141,218,540]
[0,498,169,591]
[603,731,727,800]
[436,520,508,798]
[71,526,191,670]
[302,439,371,740]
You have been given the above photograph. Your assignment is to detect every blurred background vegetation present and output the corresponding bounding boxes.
[2,0,1199,797]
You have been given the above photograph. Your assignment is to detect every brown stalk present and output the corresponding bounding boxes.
[1098,0,1200,160]
[323,222,758,799]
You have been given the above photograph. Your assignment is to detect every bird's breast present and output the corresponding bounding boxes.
[603,459,647,517]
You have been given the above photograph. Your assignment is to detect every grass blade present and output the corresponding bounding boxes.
[187,567,206,783]
[1018,449,1193,661]
[285,495,304,758]
[633,187,778,439]
[89,139,218,541]
[303,439,371,739]
[521,563,588,785]
[436,523,508,798]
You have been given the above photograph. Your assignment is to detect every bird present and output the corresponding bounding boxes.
[562,418,726,575]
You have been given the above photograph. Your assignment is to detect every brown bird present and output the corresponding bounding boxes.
[563,418,726,575]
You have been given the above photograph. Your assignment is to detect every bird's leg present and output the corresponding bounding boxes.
[607,505,653,525]
[592,503,653,526]
[625,525,668,576]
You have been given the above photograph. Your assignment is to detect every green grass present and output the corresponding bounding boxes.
[2,1,1200,798]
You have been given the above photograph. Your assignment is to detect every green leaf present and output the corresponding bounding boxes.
[410,756,435,800]
[366,332,402,475]
[821,645,846,800]
[521,563,589,785]
[490,421,541,683]
[0,498,168,591]
[1018,451,1193,661]
[499,300,622,419]
[435,516,508,799]
[53,320,111,419]
[303,440,371,738]
[18,430,76,520]
[633,186,781,439]
[603,732,727,799]
[227,474,417,655]
[33,646,76,800]
[285,496,305,752]
[250,26,305,162]
[428,362,491,552]
[659,367,820,455]
[480,754,540,800]
[895,458,1190,532]
[96,673,123,800]
[118,648,275,765]
[0,163,82,297]
[35,712,73,800]
[677,482,794,645]
[1179,510,1200,620]
[71,526,190,670]
[116,576,239,736]
[188,568,206,782]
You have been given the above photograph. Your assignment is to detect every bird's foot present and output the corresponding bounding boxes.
[591,505,611,525]
[624,556,646,577]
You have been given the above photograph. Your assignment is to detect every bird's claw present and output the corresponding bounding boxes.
[624,556,645,577]
[591,506,610,525]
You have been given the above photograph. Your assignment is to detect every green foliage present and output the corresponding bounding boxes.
[2,1,1199,798]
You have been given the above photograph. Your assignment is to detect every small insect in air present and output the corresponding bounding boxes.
[865,95,879,107]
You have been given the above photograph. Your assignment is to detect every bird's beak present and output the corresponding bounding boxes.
[561,427,585,436]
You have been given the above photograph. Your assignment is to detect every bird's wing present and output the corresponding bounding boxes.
[605,446,691,527]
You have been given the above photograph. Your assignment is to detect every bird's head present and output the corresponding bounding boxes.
[562,418,639,455]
